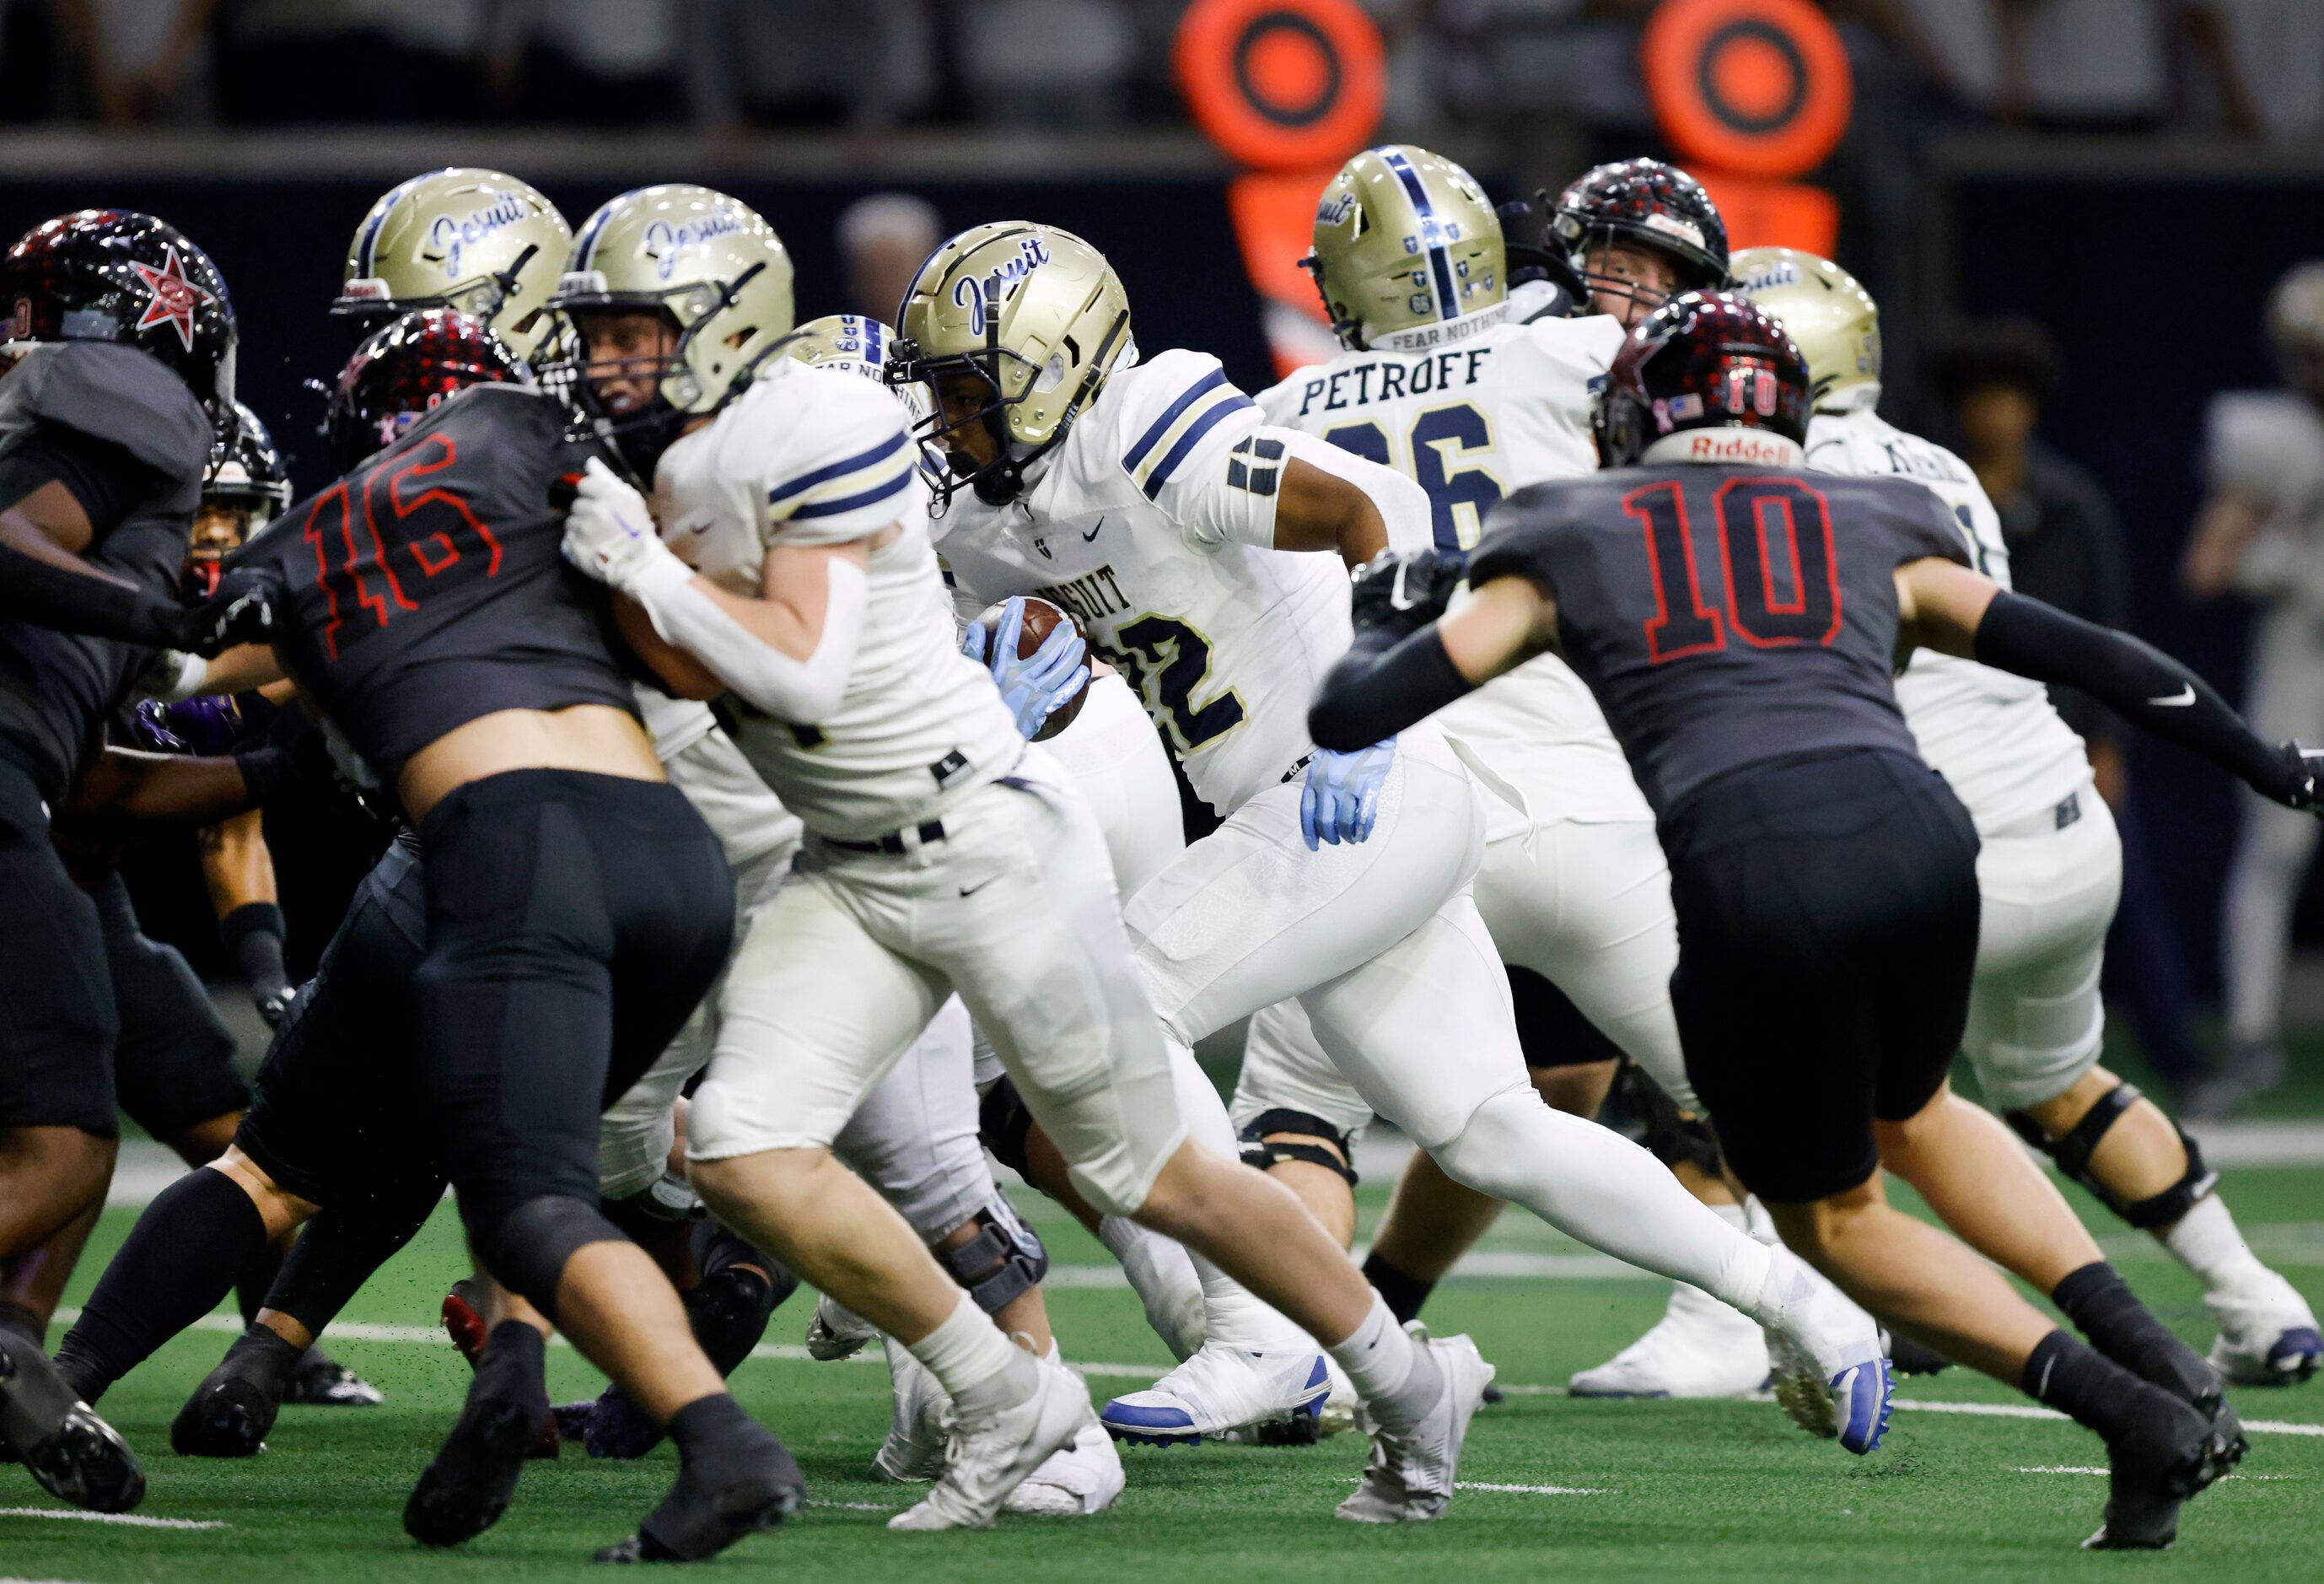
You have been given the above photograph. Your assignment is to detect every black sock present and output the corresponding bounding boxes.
[2052,1261,2218,1405]
[0,1301,45,1349]
[1362,1250,1436,1325]
[471,1320,549,1412]
[260,1180,443,1338]
[665,1392,758,1471]
[234,1235,288,1329]
[2022,1327,2154,1443]
[54,1167,267,1405]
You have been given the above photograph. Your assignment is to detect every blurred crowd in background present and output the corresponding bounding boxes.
[0,1,2318,143]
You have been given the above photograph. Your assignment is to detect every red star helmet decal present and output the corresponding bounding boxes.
[128,245,213,353]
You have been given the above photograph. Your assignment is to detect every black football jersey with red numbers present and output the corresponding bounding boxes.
[232,384,636,786]
[1470,462,1971,816]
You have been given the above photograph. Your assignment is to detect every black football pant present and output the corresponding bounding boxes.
[413,768,733,1312]
[0,756,116,1136]
[1661,748,1982,1205]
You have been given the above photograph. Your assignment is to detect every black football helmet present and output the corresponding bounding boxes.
[187,402,293,595]
[325,308,526,472]
[1543,159,1730,321]
[1592,291,1811,468]
[0,209,237,417]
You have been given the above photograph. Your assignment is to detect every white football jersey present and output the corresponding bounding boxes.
[1257,307,1649,822]
[1807,408,2091,830]
[652,358,1024,841]
[634,683,800,869]
[2203,390,2324,615]
[934,348,1356,816]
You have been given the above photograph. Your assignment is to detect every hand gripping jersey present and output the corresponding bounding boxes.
[234,383,637,785]
[651,358,1022,841]
[934,349,1361,817]
[0,342,212,801]
[2204,390,2324,615]
[1807,409,2090,832]
[1257,310,1649,821]
[1472,462,1969,816]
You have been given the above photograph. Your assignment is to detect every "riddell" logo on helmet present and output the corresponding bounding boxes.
[1681,430,1795,465]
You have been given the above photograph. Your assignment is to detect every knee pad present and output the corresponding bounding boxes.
[482,1194,628,1316]
[2005,1083,2219,1231]
[977,1074,1037,1177]
[1237,1108,1359,1188]
[1617,1062,1727,1178]
[600,1177,701,1245]
[936,1200,1049,1317]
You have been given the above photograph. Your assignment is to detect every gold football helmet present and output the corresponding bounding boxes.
[1730,245,1881,413]
[333,168,571,361]
[893,222,1131,506]
[546,185,794,471]
[1305,145,1504,351]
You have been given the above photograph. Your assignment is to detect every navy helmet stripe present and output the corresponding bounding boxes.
[767,428,909,504]
[1123,368,1229,472]
[1383,150,1461,324]
[356,170,435,277]
[1142,394,1258,499]
[573,190,638,271]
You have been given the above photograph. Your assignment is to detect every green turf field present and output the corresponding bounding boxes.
[5,1146,2318,1584]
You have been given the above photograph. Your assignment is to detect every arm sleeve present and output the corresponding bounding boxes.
[1972,590,2298,801]
[627,554,869,725]
[1308,623,1476,752]
[0,541,188,649]
[1179,424,1434,553]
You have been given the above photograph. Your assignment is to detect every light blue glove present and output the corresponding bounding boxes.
[962,595,1090,741]
[1300,736,1396,850]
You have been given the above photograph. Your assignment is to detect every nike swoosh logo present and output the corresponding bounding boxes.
[1082,517,1104,542]
[2149,686,2196,708]
[959,878,996,897]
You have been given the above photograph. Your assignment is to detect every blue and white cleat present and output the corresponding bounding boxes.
[2207,1274,2321,1387]
[1100,1343,1331,1446]
[1756,1247,1894,1455]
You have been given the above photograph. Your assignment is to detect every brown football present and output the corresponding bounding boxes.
[976,595,1088,741]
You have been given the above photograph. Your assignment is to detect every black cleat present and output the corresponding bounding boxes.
[594,1422,803,1563]
[1884,1331,1953,1377]
[1481,1382,1507,1406]
[403,1323,551,1548]
[2083,1387,2247,1550]
[581,1384,663,1461]
[283,1348,385,1408]
[0,1333,146,1512]
[173,1327,301,1457]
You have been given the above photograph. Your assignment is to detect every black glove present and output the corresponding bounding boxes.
[1350,547,1466,640]
[2273,741,2324,812]
[160,565,280,659]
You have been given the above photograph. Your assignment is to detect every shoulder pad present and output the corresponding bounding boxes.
[12,342,211,481]
[758,364,919,544]
[1520,312,1625,374]
[2205,391,2324,498]
[1106,348,1258,500]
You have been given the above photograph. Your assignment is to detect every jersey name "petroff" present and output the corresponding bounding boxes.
[1288,347,1497,417]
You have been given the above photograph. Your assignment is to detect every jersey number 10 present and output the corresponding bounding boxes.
[1625,477,1844,663]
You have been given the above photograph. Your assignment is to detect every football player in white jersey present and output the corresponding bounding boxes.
[898,222,1891,1455]
[2185,261,2324,1107]
[1245,148,1785,1398]
[1740,247,2320,1387]
[551,188,1500,1530]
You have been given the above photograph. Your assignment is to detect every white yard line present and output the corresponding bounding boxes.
[0,1508,225,1530]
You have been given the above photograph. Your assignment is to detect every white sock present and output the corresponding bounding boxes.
[1434,1087,1772,1302]
[1157,1031,1317,1360]
[1099,1214,1206,1360]
[906,1291,1036,1417]
[1326,1290,1439,1434]
[2164,1193,2270,1293]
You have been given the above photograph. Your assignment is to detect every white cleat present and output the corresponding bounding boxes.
[806,1293,880,1362]
[1002,1417,1125,1516]
[1568,1281,1772,1398]
[1100,1341,1330,1446]
[886,1353,1095,1531]
[871,1338,950,1484]
[1336,1328,1493,1523]
[2206,1271,2322,1387]
[1753,1248,1895,1455]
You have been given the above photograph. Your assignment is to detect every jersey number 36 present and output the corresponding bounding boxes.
[1324,404,1503,551]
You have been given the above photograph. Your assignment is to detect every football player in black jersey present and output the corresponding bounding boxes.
[181,307,799,1560]
[1310,293,2324,1550]
[0,209,279,1513]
